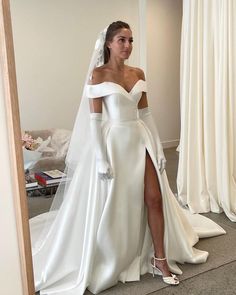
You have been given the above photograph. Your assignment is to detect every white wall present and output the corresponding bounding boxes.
[0,67,23,294]
[147,0,182,147]
[10,0,182,144]
[10,0,140,130]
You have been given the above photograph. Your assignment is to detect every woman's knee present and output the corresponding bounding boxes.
[144,190,163,209]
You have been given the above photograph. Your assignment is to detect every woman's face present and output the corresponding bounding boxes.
[107,28,133,60]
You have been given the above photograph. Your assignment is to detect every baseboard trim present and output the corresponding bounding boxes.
[162,139,179,149]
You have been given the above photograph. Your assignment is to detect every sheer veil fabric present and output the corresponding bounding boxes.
[30,27,226,295]
[30,27,108,251]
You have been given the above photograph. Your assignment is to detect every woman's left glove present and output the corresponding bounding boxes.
[138,107,166,174]
[90,113,113,180]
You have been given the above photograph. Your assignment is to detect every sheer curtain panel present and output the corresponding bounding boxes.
[177,0,236,221]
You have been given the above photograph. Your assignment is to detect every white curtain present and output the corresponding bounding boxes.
[177,0,236,221]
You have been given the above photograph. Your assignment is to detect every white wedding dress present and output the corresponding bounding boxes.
[30,80,225,295]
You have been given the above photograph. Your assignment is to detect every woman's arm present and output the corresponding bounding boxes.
[89,69,113,180]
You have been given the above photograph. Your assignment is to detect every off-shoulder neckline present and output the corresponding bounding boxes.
[87,79,145,94]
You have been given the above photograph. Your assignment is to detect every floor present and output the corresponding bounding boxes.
[30,148,236,295]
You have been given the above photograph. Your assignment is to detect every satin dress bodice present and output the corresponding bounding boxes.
[86,79,146,121]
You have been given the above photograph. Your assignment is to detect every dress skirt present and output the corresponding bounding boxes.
[30,118,225,295]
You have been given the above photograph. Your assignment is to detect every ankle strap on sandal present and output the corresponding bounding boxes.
[153,256,167,261]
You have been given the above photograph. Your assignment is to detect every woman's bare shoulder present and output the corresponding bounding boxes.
[89,65,108,85]
[126,66,146,81]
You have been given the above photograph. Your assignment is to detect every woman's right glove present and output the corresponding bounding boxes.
[90,112,113,180]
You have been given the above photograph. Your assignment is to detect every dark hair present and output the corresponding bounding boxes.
[103,21,131,64]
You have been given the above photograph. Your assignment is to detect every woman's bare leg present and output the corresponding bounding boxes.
[144,151,171,277]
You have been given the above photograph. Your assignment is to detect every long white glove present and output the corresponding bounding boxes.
[138,107,166,174]
[90,113,113,180]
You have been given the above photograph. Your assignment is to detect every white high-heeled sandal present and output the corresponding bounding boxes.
[151,256,179,286]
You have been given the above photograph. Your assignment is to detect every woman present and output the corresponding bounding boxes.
[30,21,225,295]
[89,21,177,285]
